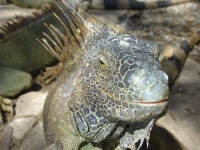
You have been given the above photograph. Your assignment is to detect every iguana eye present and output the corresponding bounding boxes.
[99,59,109,71]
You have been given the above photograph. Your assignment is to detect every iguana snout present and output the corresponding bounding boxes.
[128,69,169,103]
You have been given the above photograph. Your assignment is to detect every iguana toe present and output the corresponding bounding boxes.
[0,96,13,126]
[1,98,13,113]
[0,96,13,116]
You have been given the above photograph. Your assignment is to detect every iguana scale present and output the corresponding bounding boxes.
[39,1,169,149]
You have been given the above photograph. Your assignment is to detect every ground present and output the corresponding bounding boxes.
[0,2,200,150]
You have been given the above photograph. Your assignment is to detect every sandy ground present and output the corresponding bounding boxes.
[0,2,200,150]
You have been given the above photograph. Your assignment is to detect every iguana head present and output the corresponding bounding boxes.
[38,0,168,123]
[82,27,168,123]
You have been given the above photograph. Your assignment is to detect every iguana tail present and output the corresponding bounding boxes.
[161,31,200,87]
[90,0,198,10]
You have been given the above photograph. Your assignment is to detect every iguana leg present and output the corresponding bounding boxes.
[37,63,64,85]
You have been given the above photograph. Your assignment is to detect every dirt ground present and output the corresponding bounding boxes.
[0,2,200,150]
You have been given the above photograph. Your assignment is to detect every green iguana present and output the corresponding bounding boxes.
[38,1,169,149]
[0,3,72,122]
[0,0,199,149]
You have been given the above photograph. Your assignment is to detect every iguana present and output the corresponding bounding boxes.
[38,1,169,149]
[0,2,81,122]
[89,0,198,10]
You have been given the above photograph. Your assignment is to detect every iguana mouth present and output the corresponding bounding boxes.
[134,99,168,105]
[84,87,168,105]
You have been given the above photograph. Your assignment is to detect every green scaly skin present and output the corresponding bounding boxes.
[10,0,52,8]
[42,1,169,149]
[0,3,70,122]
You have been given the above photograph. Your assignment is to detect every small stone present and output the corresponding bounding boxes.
[177,87,184,93]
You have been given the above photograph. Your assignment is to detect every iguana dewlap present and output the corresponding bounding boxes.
[39,1,169,149]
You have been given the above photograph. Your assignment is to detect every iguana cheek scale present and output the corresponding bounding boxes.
[38,1,169,149]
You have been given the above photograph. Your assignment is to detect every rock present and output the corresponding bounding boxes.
[9,91,47,144]
[18,119,46,150]
[10,117,37,141]
[15,91,47,118]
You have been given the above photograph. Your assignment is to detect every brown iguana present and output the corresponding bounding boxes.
[38,1,169,149]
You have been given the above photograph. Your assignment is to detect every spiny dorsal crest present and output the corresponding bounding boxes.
[37,0,116,67]
[0,4,55,41]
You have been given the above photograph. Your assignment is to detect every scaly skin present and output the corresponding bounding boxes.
[41,1,169,149]
[0,2,75,122]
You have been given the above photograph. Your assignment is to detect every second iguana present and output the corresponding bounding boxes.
[39,1,169,149]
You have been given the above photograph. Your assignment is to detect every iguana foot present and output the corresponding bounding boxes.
[37,63,64,85]
[0,96,13,114]
[0,96,13,124]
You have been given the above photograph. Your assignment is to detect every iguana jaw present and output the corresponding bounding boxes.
[84,88,168,123]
